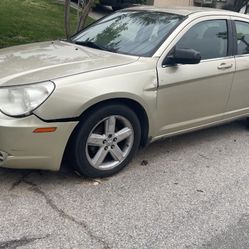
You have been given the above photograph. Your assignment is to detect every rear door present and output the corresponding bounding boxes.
[226,17,249,116]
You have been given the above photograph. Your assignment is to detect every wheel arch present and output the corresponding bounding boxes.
[62,97,150,170]
[78,98,150,147]
[65,98,149,154]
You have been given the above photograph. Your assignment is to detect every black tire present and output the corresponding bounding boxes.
[70,104,141,178]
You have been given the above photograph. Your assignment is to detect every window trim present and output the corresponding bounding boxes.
[175,19,231,60]
[227,19,234,57]
[159,16,233,67]
[232,19,249,57]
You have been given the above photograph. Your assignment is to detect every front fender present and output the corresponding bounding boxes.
[34,60,158,137]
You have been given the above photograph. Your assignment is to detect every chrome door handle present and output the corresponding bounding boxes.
[217,63,233,70]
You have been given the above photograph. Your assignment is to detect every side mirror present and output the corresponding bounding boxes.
[164,48,201,66]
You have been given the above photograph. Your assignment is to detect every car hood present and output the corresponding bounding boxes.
[0,40,139,86]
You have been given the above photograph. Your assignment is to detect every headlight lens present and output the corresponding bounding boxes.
[0,81,55,117]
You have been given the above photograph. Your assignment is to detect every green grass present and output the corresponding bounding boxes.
[0,0,94,48]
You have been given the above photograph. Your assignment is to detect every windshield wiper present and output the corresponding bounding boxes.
[74,41,117,53]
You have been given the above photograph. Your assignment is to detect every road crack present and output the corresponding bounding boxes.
[0,235,49,249]
[22,179,111,249]
[9,172,32,191]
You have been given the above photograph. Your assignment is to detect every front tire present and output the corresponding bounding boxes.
[70,104,141,178]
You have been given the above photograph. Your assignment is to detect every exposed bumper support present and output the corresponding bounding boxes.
[0,113,77,171]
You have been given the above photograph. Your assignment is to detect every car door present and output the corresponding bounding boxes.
[155,16,235,138]
[226,17,249,116]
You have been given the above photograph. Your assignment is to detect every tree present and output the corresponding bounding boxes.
[64,0,71,39]
[64,0,95,39]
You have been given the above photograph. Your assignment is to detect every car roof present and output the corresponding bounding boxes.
[127,5,248,18]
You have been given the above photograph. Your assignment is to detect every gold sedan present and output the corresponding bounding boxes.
[0,6,248,177]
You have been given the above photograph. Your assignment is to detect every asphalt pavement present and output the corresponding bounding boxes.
[1,120,249,249]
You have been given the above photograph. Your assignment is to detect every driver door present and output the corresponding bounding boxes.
[155,16,235,137]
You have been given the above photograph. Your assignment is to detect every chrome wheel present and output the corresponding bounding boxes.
[70,104,141,177]
[86,115,134,170]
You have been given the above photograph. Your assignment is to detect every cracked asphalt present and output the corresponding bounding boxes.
[1,120,249,249]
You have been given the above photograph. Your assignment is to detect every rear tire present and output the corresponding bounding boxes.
[70,104,141,178]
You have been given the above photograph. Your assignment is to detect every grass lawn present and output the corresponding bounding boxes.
[0,0,94,48]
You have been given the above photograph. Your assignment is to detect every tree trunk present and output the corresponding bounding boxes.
[64,0,94,39]
[77,0,95,32]
[64,0,71,39]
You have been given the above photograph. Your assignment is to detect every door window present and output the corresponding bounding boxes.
[176,20,228,60]
[235,21,249,55]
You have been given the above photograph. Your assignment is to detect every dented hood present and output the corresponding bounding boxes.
[0,40,138,86]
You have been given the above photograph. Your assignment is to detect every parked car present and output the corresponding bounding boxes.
[1,7,249,177]
[99,0,143,10]
[194,0,214,7]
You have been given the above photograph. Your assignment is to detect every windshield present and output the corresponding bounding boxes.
[72,10,184,57]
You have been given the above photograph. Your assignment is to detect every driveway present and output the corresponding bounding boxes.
[1,121,249,249]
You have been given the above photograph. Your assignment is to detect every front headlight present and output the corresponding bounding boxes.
[0,81,55,117]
